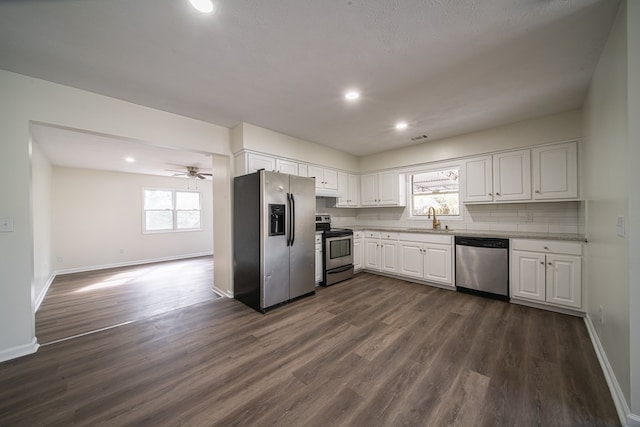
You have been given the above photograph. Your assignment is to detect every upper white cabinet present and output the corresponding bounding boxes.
[462,142,578,204]
[276,159,298,175]
[308,165,338,192]
[532,142,578,200]
[336,172,360,207]
[361,172,406,207]
[246,152,276,173]
[493,149,531,202]
[462,156,493,203]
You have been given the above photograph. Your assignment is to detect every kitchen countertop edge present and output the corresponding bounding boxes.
[348,226,586,242]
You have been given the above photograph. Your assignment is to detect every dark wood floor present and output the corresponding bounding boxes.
[2,273,619,426]
[36,256,218,344]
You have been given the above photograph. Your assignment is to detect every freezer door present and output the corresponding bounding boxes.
[288,175,316,299]
[262,171,290,308]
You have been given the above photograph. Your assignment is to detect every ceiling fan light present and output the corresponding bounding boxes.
[395,121,408,130]
[189,0,215,14]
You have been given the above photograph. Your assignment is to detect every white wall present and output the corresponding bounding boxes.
[31,143,53,309]
[360,109,582,172]
[0,69,232,362]
[582,1,639,424]
[52,167,213,272]
[628,1,640,420]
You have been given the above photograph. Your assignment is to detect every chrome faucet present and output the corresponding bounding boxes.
[427,207,441,230]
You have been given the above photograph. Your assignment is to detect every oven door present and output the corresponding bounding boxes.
[325,235,354,271]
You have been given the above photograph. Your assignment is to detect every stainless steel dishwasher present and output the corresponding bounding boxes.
[455,236,509,300]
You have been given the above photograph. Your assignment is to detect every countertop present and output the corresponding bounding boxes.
[348,226,586,242]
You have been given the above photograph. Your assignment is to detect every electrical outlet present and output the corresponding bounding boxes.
[616,216,625,238]
[599,305,605,325]
[0,217,14,232]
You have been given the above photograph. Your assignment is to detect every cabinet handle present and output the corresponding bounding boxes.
[540,261,545,265]
[496,192,501,196]
[548,262,552,266]
[544,246,549,250]
[488,193,493,196]
[535,190,541,194]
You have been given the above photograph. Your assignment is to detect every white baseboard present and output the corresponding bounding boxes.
[213,285,233,298]
[34,274,56,312]
[584,314,637,427]
[53,252,213,276]
[0,338,39,363]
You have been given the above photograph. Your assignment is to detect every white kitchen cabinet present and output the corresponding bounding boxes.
[532,141,578,200]
[308,165,338,192]
[353,231,363,272]
[315,233,323,285]
[398,233,453,286]
[363,231,398,273]
[246,152,276,173]
[360,172,406,207]
[462,156,493,203]
[298,163,309,177]
[276,159,298,175]
[336,172,360,207]
[510,239,582,310]
[493,149,531,202]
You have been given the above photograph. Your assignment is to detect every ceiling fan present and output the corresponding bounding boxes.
[167,166,212,179]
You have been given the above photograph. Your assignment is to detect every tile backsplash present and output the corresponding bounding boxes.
[316,198,582,235]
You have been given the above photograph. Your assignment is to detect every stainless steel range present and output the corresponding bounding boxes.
[315,214,354,286]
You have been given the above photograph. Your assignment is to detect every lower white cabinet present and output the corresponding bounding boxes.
[398,233,453,286]
[353,231,363,272]
[315,233,323,285]
[510,239,582,309]
[363,231,398,274]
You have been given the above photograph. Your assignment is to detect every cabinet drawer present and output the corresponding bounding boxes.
[315,234,323,244]
[365,231,381,239]
[354,231,364,239]
[511,239,582,256]
[380,232,399,240]
[399,232,452,245]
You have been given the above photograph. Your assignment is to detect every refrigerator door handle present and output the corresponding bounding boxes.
[286,192,292,246]
[290,193,295,246]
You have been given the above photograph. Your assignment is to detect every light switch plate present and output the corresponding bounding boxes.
[616,216,625,238]
[0,217,14,232]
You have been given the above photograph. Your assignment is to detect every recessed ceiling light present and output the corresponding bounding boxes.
[189,0,215,14]
[124,157,135,163]
[395,121,408,130]
[344,91,360,101]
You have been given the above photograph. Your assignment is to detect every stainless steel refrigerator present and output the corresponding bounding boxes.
[233,170,316,312]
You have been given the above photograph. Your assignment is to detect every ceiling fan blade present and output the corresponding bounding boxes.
[196,174,206,179]
[199,173,213,176]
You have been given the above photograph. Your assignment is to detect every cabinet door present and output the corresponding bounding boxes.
[361,174,378,206]
[462,156,493,202]
[315,244,323,284]
[532,142,578,200]
[353,238,363,272]
[493,150,531,202]
[276,159,298,175]
[546,254,582,308]
[298,163,309,177]
[247,153,275,173]
[380,240,398,273]
[423,243,452,285]
[399,242,423,278]
[378,172,399,205]
[323,168,338,190]
[511,250,546,301]
[336,172,349,207]
[307,165,324,189]
[347,174,360,206]
[364,239,380,270]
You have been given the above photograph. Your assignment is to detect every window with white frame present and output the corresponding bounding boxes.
[410,167,460,217]
[143,189,201,232]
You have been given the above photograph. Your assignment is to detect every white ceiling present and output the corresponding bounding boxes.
[0,0,620,172]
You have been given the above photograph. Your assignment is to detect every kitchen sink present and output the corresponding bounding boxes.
[407,228,451,233]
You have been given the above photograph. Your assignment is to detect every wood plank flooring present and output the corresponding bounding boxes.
[2,273,619,426]
[36,256,218,344]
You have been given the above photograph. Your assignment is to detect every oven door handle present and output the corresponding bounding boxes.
[327,265,353,274]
